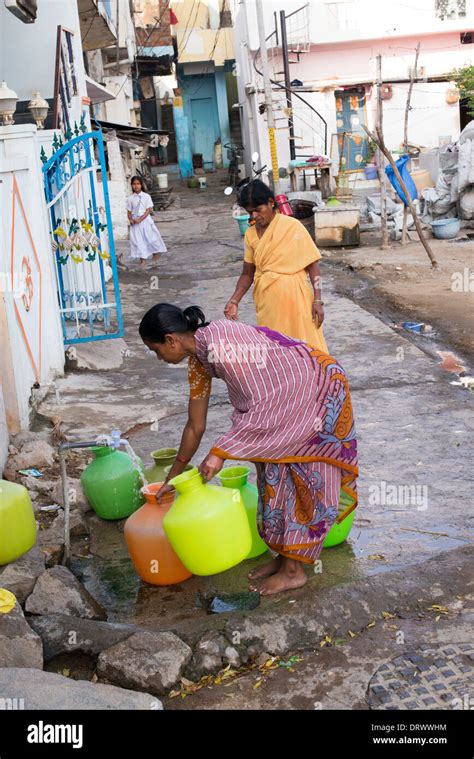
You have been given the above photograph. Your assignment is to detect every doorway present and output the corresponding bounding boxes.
[190,97,218,165]
[334,88,369,172]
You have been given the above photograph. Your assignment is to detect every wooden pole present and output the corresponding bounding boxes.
[363,124,438,268]
[401,43,420,245]
[376,54,390,249]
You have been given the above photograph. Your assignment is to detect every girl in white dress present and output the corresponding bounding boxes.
[126,176,167,266]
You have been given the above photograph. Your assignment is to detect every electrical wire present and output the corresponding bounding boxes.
[177,0,198,55]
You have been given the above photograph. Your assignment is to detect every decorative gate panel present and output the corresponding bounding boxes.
[42,126,124,344]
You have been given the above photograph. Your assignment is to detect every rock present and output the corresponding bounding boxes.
[223,645,241,667]
[25,566,106,621]
[50,509,89,538]
[0,668,162,710]
[21,476,55,495]
[185,631,244,680]
[0,547,46,604]
[28,614,139,661]
[9,440,55,471]
[50,478,90,513]
[97,631,192,696]
[36,508,89,544]
[39,545,64,568]
[0,600,43,668]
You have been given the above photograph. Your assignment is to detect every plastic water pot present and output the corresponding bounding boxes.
[145,448,178,484]
[124,483,192,586]
[217,466,267,559]
[235,214,250,236]
[323,490,356,548]
[0,480,37,565]
[80,447,145,520]
[163,468,252,575]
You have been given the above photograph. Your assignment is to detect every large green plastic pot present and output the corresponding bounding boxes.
[0,480,37,565]
[163,467,252,576]
[216,466,267,559]
[323,490,356,548]
[80,446,145,520]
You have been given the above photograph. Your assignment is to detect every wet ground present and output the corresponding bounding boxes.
[36,171,473,682]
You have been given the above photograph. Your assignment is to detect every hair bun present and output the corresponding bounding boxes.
[183,306,209,331]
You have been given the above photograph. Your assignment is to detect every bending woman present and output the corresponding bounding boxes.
[224,180,328,351]
[139,304,358,597]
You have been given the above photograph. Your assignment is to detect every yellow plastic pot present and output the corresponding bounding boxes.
[0,480,37,565]
[163,468,252,576]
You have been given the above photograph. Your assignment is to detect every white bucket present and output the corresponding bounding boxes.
[157,174,168,189]
[198,177,207,189]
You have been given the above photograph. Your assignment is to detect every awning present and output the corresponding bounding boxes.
[95,120,169,146]
[85,76,116,104]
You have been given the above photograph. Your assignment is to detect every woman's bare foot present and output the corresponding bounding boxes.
[152,253,161,263]
[248,556,282,582]
[251,557,307,596]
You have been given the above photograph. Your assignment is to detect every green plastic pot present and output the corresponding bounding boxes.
[81,446,145,520]
[323,490,356,548]
[216,466,267,559]
[145,448,178,484]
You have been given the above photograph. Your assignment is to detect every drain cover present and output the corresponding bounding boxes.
[368,644,474,710]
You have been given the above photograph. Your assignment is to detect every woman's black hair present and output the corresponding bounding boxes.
[139,304,209,343]
[131,175,143,189]
[239,179,274,209]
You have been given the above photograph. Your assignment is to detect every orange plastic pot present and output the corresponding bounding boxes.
[124,482,192,586]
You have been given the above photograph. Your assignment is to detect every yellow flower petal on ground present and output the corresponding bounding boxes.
[0,589,16,614]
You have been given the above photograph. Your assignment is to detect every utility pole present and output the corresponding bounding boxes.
[116,0,121,75]
[376,54,389,249]
[280,10,296,161]
[255,0,280,193]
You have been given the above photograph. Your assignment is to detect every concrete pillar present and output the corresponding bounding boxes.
[173,96,194,178]
[215,69,231,168]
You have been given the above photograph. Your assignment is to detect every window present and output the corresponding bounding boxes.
[461,31,473,42]
[435,0,467,21]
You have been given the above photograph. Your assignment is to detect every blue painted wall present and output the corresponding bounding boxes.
[179,70,230,169]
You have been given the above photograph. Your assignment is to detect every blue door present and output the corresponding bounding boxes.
[190,98,217,165]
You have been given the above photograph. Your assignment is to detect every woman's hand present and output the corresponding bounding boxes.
[154,482,175,501]
[312,301,325,328]
[199,453,224,482]
[224,300,238,321]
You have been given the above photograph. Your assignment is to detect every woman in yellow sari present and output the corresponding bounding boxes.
[224,180,327,351]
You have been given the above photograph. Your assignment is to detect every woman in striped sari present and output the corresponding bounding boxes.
[139,304,358,596]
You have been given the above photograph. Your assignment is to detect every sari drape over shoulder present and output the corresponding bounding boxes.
[191,320,358,563]
[244,213,328,351]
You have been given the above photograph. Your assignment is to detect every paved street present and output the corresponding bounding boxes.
[36,174,474,708]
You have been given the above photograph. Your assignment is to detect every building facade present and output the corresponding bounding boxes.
[233,0,474,180]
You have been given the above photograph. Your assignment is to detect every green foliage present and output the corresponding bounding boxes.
[451,65,474,116]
